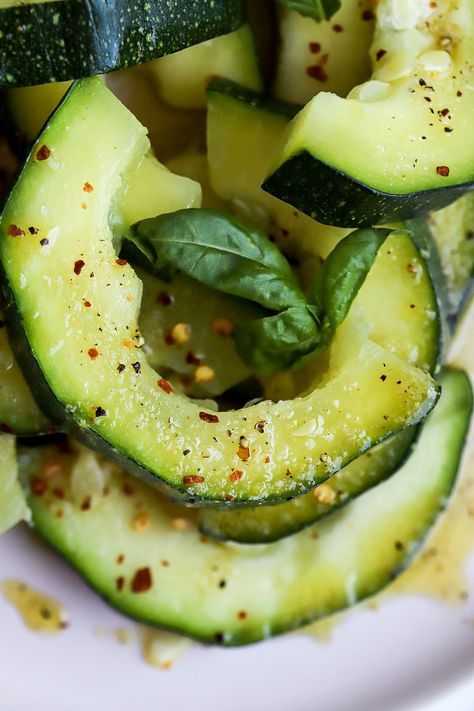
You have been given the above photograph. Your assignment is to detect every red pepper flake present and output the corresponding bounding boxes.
[376,48,387,61]
[264,456,271,464]
[199,411,219,424]
[95,406,106,418]
[83,182,94,193]
[83,300,91,308]
[88,347,99,360]
[165,331,175,345]
[157,378,173,394]
[122,483,134,496]
[309,41,321,54]
[116,554,125,564]
[132,361,141,373]
[237,437,250,461]
[80,497,91,511]
[182,475,205,485]
[439,108,450,116]
[28,226,39,234]
[7,224,25,237]
[81,202,87,210]
[229,470,243,482]
[52,487,64,500]
[332,23,343,32]
[306,65,328,82]
[74,259,85,275]
[237,610,247,620]
[115,258,127,266]
[31,477,47,496]
[186,350,201,366]
[39,238,49,246]
[436,165,450,177]
[361,8,374,20]
[131,567,153,594]
[116,576,125,592]
[226,494,234,502]
[254,420,266,433]
[35,144,51,161]
[157,291,174,307]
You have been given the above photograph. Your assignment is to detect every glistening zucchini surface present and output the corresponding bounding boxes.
[264,0,474,227]
[0,78,438,505]
[0,0,245,88]
[198,226,440,542]
[24,370,472,645]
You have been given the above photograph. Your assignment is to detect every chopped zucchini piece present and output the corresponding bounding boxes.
[264,0,474,226]
[0,433,30,534]
[273,2,374,104]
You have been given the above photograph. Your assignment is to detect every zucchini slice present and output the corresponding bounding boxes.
[0,0,245,88]
[264,0,474,227]
[23,370,472,645]
[0,314,51,435]
[143,24,262,110]
[0,433,30,533]
[428,192,474,319]
[0,78,438,505]
[273,2,375,104]
[198,226,441,542]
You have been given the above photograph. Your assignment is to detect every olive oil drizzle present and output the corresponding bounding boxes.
[1,579,69,633]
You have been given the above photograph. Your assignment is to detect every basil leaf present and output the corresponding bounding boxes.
[233,305,322,375]
[308,228,392,337]
[133,209,306,312]
[275,0,341,22]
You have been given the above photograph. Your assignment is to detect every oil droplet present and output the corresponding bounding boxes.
[2,579,69,633]
[140,626,192,669]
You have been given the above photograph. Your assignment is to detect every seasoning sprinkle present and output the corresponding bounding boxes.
[74,259,85,275]
[436,165,450,177]
[36,145,51,161]
[199,411,219,424]
[182,475,205,485]
[7,224,25,237]
[157,378,173,394]
[131,567,153,594]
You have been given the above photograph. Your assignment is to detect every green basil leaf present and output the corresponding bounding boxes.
[133,209,306,312]
[308,228,392,337]
[275,0,341,22]
[233,305,322,375]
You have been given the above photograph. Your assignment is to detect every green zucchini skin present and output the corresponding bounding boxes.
[262,153,474,228]
[23,370,472,646]
[0,0,245,88]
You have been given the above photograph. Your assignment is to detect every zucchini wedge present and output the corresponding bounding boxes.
[0,78,438,505]
[263,0,474,227]
[0,433,30,533]
[23,370,472,645]
[273,1,374,104]
[0,0,245,88]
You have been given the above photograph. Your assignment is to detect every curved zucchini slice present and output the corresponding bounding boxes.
[0,0,245,88]
[0,78,438,505]
[23,370,472,645]
[273,2,374,104]
[264,0,474,227]
[198,226,441,541]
